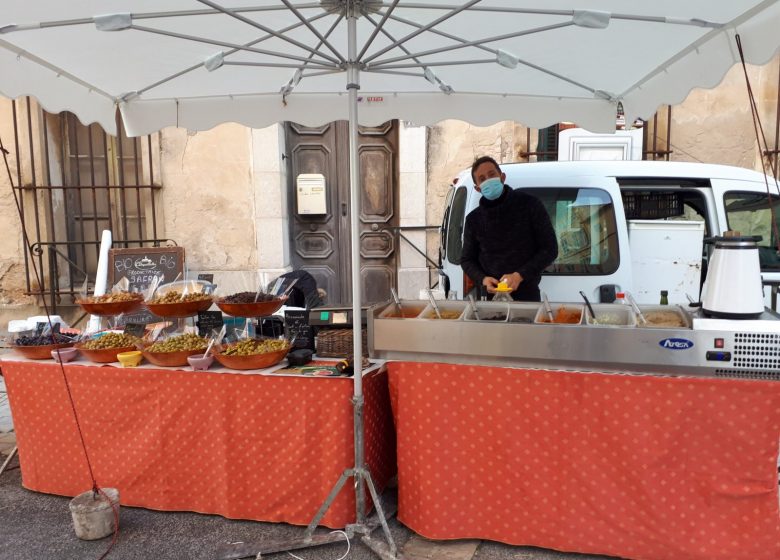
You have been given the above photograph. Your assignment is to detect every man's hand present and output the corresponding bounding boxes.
[482,276,500,293]
[499,272,523,292]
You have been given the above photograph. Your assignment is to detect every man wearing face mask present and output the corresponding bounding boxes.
[460,156,558,301]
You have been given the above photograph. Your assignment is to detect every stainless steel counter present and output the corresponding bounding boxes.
[368,300,780,380]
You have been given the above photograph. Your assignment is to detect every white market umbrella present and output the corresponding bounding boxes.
[2,0,780,555]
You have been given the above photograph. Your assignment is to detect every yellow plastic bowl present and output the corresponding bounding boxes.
[117,350,143,368]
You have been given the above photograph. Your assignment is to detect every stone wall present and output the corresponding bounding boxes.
[0,100,42,327]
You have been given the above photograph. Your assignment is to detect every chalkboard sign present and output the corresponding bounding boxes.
[197,311,224,338]
[285,309,315,351]
[123,323,146,338]
[108,247,185,324]
[197,273,214,284]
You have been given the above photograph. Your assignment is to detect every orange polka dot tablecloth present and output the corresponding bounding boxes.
[387,361,780,560]
[1,360,396,528]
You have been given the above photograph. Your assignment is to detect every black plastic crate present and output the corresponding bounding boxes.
[622,191,683,219]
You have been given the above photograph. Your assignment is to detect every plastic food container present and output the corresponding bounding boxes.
[534,303,584,325]
[636,305,690,328]
[377,301,427,319]
[464,301,510,322]
[584,304,636,327]
[419,301,466,320]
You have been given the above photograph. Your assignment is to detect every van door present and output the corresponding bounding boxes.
[527,177,632,302]
[439,184,470,298]
[712,179,780,307]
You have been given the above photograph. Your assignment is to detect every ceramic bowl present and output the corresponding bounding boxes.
[117,350,143,368]
[187,353,214,371]
[13,342,74,360]
[216,296,286,318]
[51,347,79,363]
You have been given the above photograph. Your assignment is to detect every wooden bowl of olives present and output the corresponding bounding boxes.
[213,338,291,370]
[142,333,210,367]
[13,333,76,360]
[216,292,287,317]
[76,292,144,316]
[75,332,143,363]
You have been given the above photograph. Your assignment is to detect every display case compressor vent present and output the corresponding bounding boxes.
[731,332,780,373]
[714,369,780,381]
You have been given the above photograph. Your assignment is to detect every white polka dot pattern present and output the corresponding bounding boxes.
[2,361,396,528]
[387,361,780,560]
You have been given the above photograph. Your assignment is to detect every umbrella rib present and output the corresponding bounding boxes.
[377,12,598,95]
[280,14,344,99]
[363,0,482,65]
[356,0,402,61]
[0,5,324,31]
[362,11,451,92]
[130,24,337,67]
[0,38,114,102]
[369,21,573,67]
[373,3,722,27]
[194,0,341,65]
[370,59,497,69]
[223,61,333,69]
[280,0,345,63]
[130,12,331,98]
[619,0,776,98]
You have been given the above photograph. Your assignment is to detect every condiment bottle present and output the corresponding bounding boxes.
[335,358,354,375]
[493,280,513,302]
[660,290,669,305]
[615,291,628,305]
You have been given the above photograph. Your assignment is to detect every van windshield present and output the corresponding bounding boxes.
[529,187,619,275]
[724,191,780,271]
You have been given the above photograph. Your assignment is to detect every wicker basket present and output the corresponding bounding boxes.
[315,327,367,358]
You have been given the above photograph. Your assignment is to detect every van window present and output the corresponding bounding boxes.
[530,188,619,275]
[440,187,455,258]
[724,191,780,270]
[445,186,468,263]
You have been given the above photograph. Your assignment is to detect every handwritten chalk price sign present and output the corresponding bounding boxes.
[109,247,185,325]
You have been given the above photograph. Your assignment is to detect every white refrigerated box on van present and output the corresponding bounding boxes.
[628,220,705,304]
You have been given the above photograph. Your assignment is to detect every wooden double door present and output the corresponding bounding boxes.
[285,121,399,306]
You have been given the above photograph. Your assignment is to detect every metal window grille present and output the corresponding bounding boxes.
[8,98,172,313]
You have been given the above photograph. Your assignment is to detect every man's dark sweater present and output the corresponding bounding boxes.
[461,185,558,301]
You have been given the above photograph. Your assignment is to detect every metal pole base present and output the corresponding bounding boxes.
[215,467,403,560]
[0,446,17,477]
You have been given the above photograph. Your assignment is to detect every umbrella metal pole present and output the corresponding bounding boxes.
[346,9,367,528]
[216,7,400,560]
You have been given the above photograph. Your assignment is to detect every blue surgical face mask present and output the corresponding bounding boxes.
[479,177,504,200]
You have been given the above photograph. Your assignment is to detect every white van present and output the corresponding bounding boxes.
[439,161,780,305]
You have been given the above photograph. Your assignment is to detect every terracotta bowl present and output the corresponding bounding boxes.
[76,297,144,317]
[13,342,75,360]
[213,346,290,371]
[144,298,214,318]
[142,348,204,367]
[216,296,286,318]
[75,343,139,363]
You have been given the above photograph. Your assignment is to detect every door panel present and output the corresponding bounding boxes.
[287,121,398,306]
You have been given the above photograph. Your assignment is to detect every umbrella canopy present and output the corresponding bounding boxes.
[1,1,779,136]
